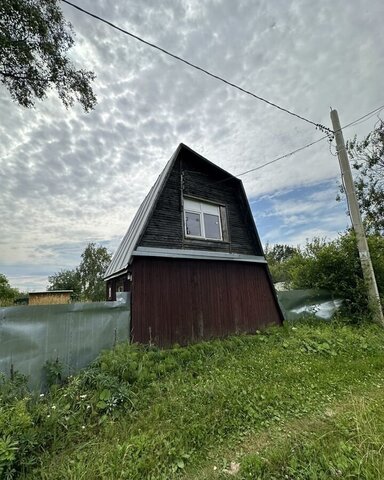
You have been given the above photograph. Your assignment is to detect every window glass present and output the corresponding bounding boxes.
[185,211,201,236]
[184,198,224,240]
[204,213,221,239]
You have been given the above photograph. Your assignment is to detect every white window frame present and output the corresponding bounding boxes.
[184,198,223,241]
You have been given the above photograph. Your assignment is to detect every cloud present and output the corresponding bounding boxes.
[1,0,383,289]
[252,180,350,246]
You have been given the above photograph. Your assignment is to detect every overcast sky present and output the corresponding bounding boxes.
[1,0,383,291]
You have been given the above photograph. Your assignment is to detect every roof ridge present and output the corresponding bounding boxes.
[104,144,242,281]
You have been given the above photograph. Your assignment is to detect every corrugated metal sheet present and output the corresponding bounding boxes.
[0,298,130,390]
[104,144,242,281]
[131,257,283,346]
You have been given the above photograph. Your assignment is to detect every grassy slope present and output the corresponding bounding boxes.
[189,384,384,480]
[238,389,384,479]
[12,321,384,479]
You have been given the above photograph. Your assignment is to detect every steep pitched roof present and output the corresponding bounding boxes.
[104,143,261,281]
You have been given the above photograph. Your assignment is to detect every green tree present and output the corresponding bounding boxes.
[286,232,384,319]
[0,0,96,111]
[0,274,21,306]
[344,120,384,235]
[265,243,299,283]
[47,268,81,300]
[78,243,111,302]
[47,243,112,302]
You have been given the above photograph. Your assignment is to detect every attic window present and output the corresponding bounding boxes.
[184,198,222,240]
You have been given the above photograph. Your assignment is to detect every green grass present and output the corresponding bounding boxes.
[231,390,384,479]
[1,319,384,479]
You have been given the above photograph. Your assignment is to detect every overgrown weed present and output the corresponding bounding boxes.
[237,392,384,479]
[0,320,383,479]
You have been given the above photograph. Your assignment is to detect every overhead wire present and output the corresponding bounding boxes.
[225,104,384,181]
[235,135,328,178]
[338,105,384,131]
[61,1,383,181]
[328,105,384,165]
[62,0,332,134]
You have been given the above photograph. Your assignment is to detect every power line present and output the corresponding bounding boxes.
[339,104,384,131]
[229,104,384,179]
[236,135,328,178]
[61,0,383,181]
[62,0,332,134]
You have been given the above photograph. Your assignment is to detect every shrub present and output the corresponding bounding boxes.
[0,374,38,478]
[281,232,384,320]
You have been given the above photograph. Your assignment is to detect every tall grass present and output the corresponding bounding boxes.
[238,393,384,479]
[1,319,384,479]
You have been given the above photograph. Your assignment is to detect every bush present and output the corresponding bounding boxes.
[1,322,384,478]
[275,232,384,320]
[0,374,38,478]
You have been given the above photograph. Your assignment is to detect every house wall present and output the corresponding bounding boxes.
[106,276,130,301]
[138,156,184,250]
[138,149,263,256]
[29,292,72,305]
[131,256,283,346]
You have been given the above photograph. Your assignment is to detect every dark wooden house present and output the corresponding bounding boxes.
[104,144,283,346]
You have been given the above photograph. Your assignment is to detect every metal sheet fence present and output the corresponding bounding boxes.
[0,295,130,390]
[277,289,342,320]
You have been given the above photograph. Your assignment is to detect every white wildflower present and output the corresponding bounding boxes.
[222,462,240,475]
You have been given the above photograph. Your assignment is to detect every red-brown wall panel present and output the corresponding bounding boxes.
[131,257,282,346]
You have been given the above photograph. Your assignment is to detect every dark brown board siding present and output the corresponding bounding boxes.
[139,150,263,256]
[131,257,282,346]
[106,277,130,301]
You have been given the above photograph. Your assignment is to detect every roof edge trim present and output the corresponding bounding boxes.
[132,246,267,263]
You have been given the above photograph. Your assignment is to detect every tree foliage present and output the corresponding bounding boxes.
[345,120,384,235]
[0,274,21,306]
[47,243,111,302]
[265,244,299,283]
[47,268,81,299]
[78,243,112,302]
[271,232,384,320]
[0,0,96,111]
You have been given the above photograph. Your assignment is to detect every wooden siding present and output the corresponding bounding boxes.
[29,292,72,305]
[138,148,262,256]
[139,156,183,250]
[106,277,130,301]
[131,257,282,346]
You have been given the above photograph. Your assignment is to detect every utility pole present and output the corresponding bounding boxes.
[330,109,384,326]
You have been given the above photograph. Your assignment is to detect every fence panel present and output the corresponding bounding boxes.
[277,289,342,320]
[0,295,130,390]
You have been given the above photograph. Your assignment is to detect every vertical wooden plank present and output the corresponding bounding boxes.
[131,257,282,346]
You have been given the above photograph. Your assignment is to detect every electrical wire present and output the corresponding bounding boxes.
[221,104,384,181]
[338,105,384,131]
[62,0,332,134]
[61,0,384,181]
[236,135,328,178]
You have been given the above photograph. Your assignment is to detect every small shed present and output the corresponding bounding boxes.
[28,290,73,305]
[104,144,283,346]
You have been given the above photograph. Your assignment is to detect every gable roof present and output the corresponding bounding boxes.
[104,143,262,281]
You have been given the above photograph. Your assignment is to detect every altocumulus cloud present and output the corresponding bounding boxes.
[0,0,383,290]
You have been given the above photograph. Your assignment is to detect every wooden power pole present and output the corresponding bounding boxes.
[330,109,384,326]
